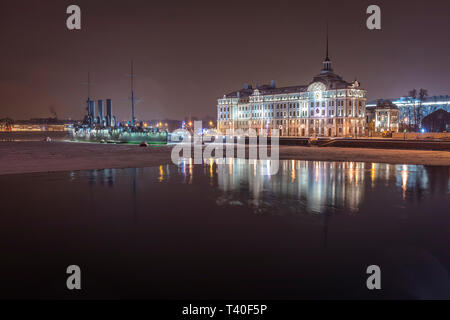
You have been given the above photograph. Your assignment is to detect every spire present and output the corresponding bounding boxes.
[322,22,333,73]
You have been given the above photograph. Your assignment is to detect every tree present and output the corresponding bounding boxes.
[417,88,428,127]
[406,89,417,130]
[376,99,397,109]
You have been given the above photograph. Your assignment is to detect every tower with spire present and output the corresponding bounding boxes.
[322,24,333,73]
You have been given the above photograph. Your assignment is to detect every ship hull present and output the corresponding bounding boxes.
[69,128,168,144]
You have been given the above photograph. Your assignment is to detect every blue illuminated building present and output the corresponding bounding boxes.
[367,95,450,125]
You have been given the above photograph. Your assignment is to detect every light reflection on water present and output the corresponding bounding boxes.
[175,158,446,215]
[81,158,449,216]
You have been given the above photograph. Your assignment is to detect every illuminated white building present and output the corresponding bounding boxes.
[375,105,399,133]
[217,44,367,137]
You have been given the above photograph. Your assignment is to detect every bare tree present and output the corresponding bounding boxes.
[406,89,417,131]
[417,88,428,127]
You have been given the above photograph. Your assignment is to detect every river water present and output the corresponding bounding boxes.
[0,159,449,299]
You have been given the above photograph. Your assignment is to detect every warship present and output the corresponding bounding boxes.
[69,63,168,145]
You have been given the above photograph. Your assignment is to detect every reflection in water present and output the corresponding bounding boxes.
[71,159,448,217]
[173,158,448,215]
[210,159,368,214]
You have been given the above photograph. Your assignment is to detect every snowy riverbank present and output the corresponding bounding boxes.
[1,140,449,176]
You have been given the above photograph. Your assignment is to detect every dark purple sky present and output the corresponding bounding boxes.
[1,0,450,121]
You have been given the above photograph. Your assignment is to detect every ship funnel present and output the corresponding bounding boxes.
[98,100,104,121]
[106,99,113,126]
[89,101,96,123]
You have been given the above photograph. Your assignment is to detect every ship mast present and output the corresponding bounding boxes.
[86,71,91,115]
[88,72,91,101]
[130,61,135,127]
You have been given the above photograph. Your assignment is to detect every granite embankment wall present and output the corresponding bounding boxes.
[392,132,450,140]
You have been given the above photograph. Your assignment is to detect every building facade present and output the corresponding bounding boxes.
[375,106,399,133]
[217,49,367,137]
[366,101,399,133]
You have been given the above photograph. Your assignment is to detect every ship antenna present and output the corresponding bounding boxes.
[326,22,329,60]
[88,71,91,102]
[131,60,135,127]
[126,60,142,126]
[82,71,95,116]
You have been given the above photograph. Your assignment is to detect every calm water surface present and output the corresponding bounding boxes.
[1,159,449,299]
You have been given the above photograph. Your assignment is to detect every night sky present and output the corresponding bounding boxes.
[1,0,450,121]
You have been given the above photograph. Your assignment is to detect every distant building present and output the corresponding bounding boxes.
[422,109,450,132]
[11,124,68,132]
[1,118,75,132]
[146,119,182,132]
[374,100,399,133]
[217,40,367,137]
[367,95,450,127]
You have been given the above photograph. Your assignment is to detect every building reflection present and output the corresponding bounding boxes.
[175,158,447,215]
[212,159,368,214]
[76,158,448,217]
